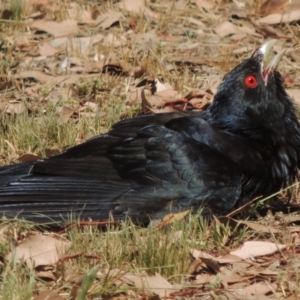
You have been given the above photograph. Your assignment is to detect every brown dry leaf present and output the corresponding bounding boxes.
[260,0,290,15]
[214,21,245,38]
[5,234,71,268]
[287,89,300,105]
[141,89,162,111]
[191,0,214,10]
[233,46,250,55]
[186,17,207,28]
[190,250,220,273]
[141,79,183,112]
[0,102,26,114]
[103,33,127,47]
[257,1,300,24]
[119,0,159,19]
[34,290,64,300]
[281,214,300,223]
[150,107,178,114]
[195,274,216,284]
[17,71,81,86]
[67,3,92,23]
[257,11,300,24]
[101,268,133,287]
[191,249,215,260]
[152,210,190,229]
[174,0,188,10]
[39,42,59,56]
[155,80,173,93]
[50,34,104,53]
[215,254,244,264]
[221,272,245,284]
[230,241,287,259]
[95,11,122,29]
[17,153,41,163]
[258,269,279,276]
[185,91,213,110]
[121,272,173,298]
[0,81,12,91]
[188,259,203,274]
[156,89,182,101]
[69,275,84,300]
[231,261,253,272]
[239,220,279,233]
[36,270,57,281]
[218,216,279,234]
[64,266,81,283]
[230,282,278,297]
[26,0,49,7]
[83,102,98,112]
[30,20,79,37]
[255,22,292,38]
[56,106,79,124]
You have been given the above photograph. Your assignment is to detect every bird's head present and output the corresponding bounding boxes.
[205,40,299,145]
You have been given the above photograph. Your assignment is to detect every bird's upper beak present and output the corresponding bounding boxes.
[252,40,286,86]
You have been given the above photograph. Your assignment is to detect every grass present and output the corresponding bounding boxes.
[0,0,300,299]
[1,208,299,299]
[0,213,251,299]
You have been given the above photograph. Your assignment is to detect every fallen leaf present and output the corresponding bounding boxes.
[56,106,79,124]
[230,241,287,259]
[287,89,300,104]
[34,290,64,300]
[36,270,57,281]
[5,234,71,268]
[30,20,79,37]
[95,11,122,29]
[281,214,300,224]
[0,81,12,91]
[260,0,290,15]
[39,42,59,56]
[215,254,244,264]
[257,12,300,24]
[190,250,220,273]
[231,282,278,297]
[257,1,300,24]
[67,3,92,23]
[103,33,127,47]
[119,0,159,19]
[152,210,190,229]
[17,153,41,162]
[218,216,279,233]
[214,21,245,38]
[221,272,244,284]
[195,274,215,284]
[192,0,214,10]
[17,71,81,85]
[121,272,173,298]
[50,34,104,54]
[186,17,207,28]
[0,102,26,114]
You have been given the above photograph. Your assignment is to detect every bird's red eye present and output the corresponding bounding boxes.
[244,75,258,88]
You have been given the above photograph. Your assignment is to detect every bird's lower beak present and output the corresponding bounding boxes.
[252,40,286,86]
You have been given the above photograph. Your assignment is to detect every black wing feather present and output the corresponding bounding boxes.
[0,113,245,223]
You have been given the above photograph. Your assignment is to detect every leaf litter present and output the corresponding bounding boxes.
[1,0,300,299]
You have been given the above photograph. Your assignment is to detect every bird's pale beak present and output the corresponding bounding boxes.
[252,40,286,86]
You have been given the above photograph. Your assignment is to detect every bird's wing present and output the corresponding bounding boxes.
[165,116,271,201]
[0,112,245,224]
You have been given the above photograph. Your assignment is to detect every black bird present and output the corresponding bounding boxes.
[1,41,300,224]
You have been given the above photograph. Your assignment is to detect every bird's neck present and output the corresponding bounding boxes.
[204,101,300,188]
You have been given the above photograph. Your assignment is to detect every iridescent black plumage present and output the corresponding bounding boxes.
[1,42,299,224]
